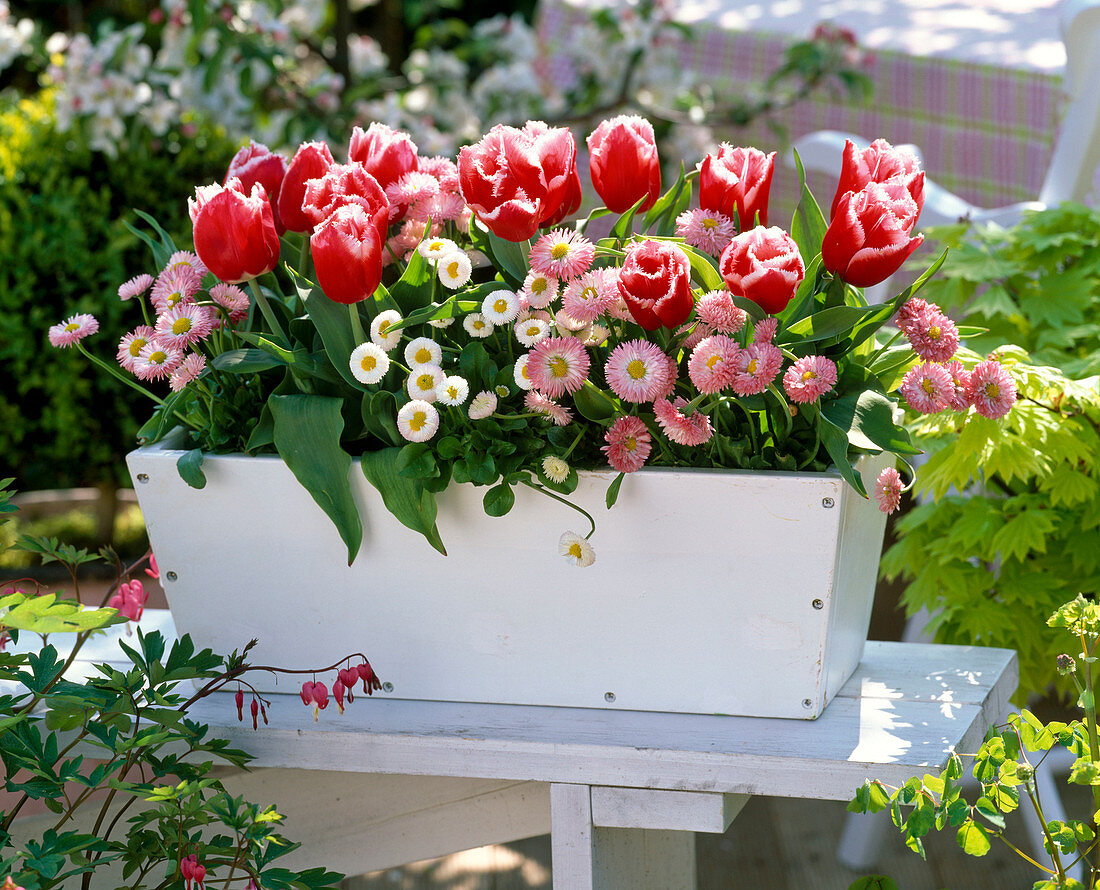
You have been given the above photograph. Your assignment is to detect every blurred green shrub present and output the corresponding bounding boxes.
[0,91,235,492]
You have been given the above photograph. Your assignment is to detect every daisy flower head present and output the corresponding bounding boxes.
[696,290,747,334]
[118,273,154,301]
[966,359,1016,419]
[386,170,440,215]
[167,250,208,278]
[436,375,470,406]
[463,313,494,339]
[688,335,740,394]
[729,342,783,396]
[404,337,442,368]
[905,304,960,363]
[407,364,445,403]
[522,270,560,309]
[437,251,473,289]
[553,308,588,337]
[515,316,551,348]
[944,360,971,411]
[654,397,714,446]
[559,530,595,567]
[524,390,573,426]
[150,263,202,313]
[169,353,207,393]
[350,342,391,385]
[528,229,596,280]
[678,320,713,351]
[581,323,610,347]
[495,384,510,398]
[468,390,498,420]
[397,399,440,443]
[117,325,156,373]
[874,466,904,514]
[753,317,778,344]
[370,309,404,351]
[514,354,535,390]
[541,455,571,484]
[676,207,736,255]
[133,339,184,381]
[526,336,591,398]
[602,415,653,474]
[899,361,954,414]
[782,355,838,404]
[154,304,215,349]
[417,236,458,264]
[562,269,617,324]
[482,289,521,325]
[894,297,930,337]
[209,282,250,324]
[48,313,99,348]
[429,315,455,330]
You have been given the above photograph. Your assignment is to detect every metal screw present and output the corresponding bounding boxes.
[812,598,825,610]
[165,571,178,582]
[802,698,814,709]
[604,692,616,703]
[822,497,835,508]
[382,682,394,693]
[136,474,149,483]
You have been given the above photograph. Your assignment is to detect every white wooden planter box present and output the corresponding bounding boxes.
[127,441,890,719]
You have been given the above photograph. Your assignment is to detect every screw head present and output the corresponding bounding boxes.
[382,682,394,693]
[812,598,825,610]
[165,571,178,582]
[822,497,835,508]
[136,474,149,483]
[802,698,814,709]
[604,692,616,703]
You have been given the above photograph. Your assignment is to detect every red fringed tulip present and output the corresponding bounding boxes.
[699,145,776,231]
[523,120,581,226]
[830,138,925,219]
[301,162,390,241]
[617,240,693,330]
[821,180,924,288]
[225,141,288,233]
[278,141,335,233]
[459,125,548,241]
[719,226,805,315]
[310,203,384,305]
[348,122,419,190]
[586,115,661,213]
[191,179,280,285]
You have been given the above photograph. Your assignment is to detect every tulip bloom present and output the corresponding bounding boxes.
[225,141,288,233]
[301,162,390,241]
[310,203,384,304]
[821,180,924,288]
[348,122,419,190]
[699,145,776,231]
[458,125,549,241]
[587,115,661,213]
[719,226,805,315]
[617,240,693,330]
[830,138,925,219]
[278,141,335,233]
[191,179,280,284]
[523,120,581,226]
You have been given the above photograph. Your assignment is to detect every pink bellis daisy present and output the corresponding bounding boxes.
[895,297,929,338]
[874,466,904,514]
[208,282,250,325]
[169,353,207,392]
[753,317,778,344]
[523,270,560,309]
[729,342,783,396]
[899,361,954,414]
[782,355,838,404]
[688,335,740,394]
[966,359,1016,419]
[150,263,203,313]
[526,336,591,398]
[654,397,714,446]
[562,269,617,324]
[117,325,156,373]
[166,250,208,278]
[604,339,672,403]
[133,339,184,381]
[696,290,747,334]
[48,313,99,348]
[524,390,573,426]
[944,360,972,411]
[602,415,653,473]
[904,303,960,363]
[155,304,216,349]
[675,207,736,256]
[118,274,154,301]
[528,229,596,280]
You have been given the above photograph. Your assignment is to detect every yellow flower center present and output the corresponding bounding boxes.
[567,541,584,559]
[129,338,147,357]
[520,364,530,380]
[922,378,936,395]
[626,358,647,380]
[447,261,460,278]
[531,277,547,294]
[549,356,569,378]
[581,286,598,302]
[702,218,719,230]
[493,298,509,313]
[361,355,377,372]
[446,386,459,399]
[428,242,444,253]
[167,292,182,307]
[984,382,1000,399]
[409,411,427,432]
[928,325,941,341]
[149,350,167,364]
[416,373,435,390]
[414,347,433,364]
[379,320,392,336]
[551,243,570,260]
[64,322,81,332]
[747,358,758,374]
[705,354,721,370]
[526,325,541,336]
[172,317,192,335]
[473,319,486,330]
[801,369,818,382]
[625,436,637,452]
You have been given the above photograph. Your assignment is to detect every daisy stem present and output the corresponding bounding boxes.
[521,478,596,539]
[248,279,289,345]
[77,343,167,406]
[561,426,586,460]
[137,297,152,328]
[867,329,903,365]
[348,303,366,345]
[732,398,760,455]
[766,384,793,441]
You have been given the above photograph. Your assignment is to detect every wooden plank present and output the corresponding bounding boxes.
[590,788,747,833]
[550,784,595,890]
[592,828,696,890]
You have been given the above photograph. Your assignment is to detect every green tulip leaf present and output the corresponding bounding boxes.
[789,149,828,265]
[361,447,446,555]
[175,449,206,490]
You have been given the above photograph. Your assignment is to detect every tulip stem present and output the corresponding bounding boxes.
[248,279,289,344]
[348,303,366,345]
